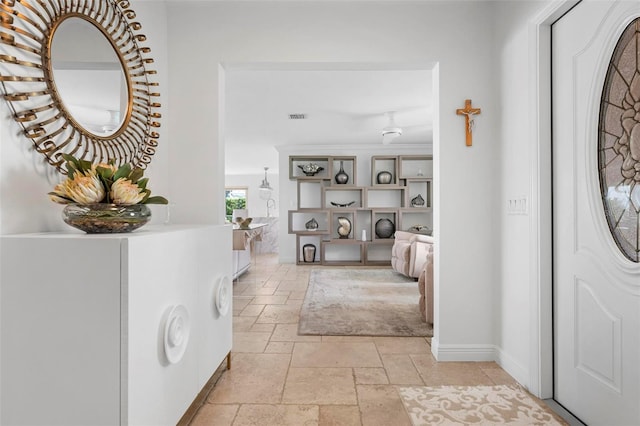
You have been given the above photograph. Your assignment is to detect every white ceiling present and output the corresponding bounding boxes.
[224,67,433,175]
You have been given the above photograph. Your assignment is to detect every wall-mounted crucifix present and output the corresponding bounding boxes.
[456,99,481,147]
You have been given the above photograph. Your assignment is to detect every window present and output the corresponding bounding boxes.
[225,187,248,222]
[598,18,640,262]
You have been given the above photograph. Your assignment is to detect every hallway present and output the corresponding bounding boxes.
[189,254,521,425]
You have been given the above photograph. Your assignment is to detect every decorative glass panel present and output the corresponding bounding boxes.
[598,18,640,262]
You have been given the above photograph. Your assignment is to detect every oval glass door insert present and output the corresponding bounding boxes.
[598,18,640,263]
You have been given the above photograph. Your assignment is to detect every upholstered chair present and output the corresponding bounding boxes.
[418,243,434,324]
[390,230,434,279]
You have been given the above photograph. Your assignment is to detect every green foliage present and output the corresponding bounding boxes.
[225,197,246,221]
[51,154,168,205]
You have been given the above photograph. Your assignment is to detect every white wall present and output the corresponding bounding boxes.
[166,0,499,359]
[0,2,170,234]
[0,0,564,397]
[0,2,170,420]
[225,173,280,219]
[494,0,556,390]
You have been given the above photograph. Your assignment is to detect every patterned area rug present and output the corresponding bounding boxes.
[298,268,432,337]
[398,385,567,425]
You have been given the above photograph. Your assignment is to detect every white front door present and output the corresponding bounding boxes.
[552,1,640,424]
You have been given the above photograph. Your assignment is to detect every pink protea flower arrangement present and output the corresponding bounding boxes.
[49,154,168,206]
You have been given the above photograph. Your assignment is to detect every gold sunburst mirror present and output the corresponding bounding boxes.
[0,0,160,173]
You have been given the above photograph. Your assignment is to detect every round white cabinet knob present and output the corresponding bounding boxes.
[163,305,190,364]
[215,275,232,316]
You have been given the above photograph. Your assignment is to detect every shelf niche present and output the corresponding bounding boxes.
[288,154,433,266]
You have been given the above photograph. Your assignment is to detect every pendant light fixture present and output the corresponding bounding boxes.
[259,167,273,192]
[259,166,276,217]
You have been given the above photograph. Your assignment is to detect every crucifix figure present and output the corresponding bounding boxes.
[456,99,481,147]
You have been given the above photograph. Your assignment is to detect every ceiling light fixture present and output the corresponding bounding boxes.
[259,167,273,192]
[382,111,402,145]
[259,166,276,217]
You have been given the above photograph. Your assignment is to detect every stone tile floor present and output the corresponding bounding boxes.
[189,253,519,426]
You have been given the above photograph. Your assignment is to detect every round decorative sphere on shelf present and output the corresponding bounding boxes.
[375,218,395,239]
[62,203,151,234]
[377,171,393,184]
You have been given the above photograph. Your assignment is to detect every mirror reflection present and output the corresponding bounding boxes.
[51,17,128,136]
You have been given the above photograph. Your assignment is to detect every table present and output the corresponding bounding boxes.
[232,223,266,279]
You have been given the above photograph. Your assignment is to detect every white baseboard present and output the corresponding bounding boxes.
[431,339,496,362]
[495,347,529,389]
[431,339,530,390]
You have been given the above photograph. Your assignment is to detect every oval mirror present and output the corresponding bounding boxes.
[50,17,129,137]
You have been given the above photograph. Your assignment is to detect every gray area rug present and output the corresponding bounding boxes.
[298,268,433,337]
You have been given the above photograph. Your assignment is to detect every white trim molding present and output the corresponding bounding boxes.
[495,346,530,389]
[528,0,579,399]
[431,340,496,362]
[431,340,529,388]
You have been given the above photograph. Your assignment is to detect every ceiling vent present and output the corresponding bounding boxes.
[288,113,306,120]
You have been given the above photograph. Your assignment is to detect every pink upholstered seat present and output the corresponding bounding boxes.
[418,243,434,324]
[390,230,434,279]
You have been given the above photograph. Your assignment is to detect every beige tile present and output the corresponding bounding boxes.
[373,337,430,355]
[189,403,238,426]
[232,332,271,353]
[271,324,322,342]
[233,297,253,311]
[237,277,267,287]
[240,304,266,317]
[282,368,357,405]
[276,280,308,292]
[233,282,251,294]
[233,404,319,426]
[207,353,290,404]
[357,385,412,426]
[233,316,257,332]
[289,291,308,300]
[249,323,275,333]
[256,304,301,324]
[319,405,361,426]
[408,353,437,368]
[479,362,520,385]
[380,354,424,385]
[322,336,374,343]
[251,295,289,305]
[262,278,282,288]
[193,254,526,426]
[291,342,382,368]
[354,368,389,385]
[411,357,495,386]
[265,341,294,354]
[241,285,277,296]
[285,298,304,307]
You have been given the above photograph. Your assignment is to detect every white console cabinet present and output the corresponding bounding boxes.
[1,225,232,425]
